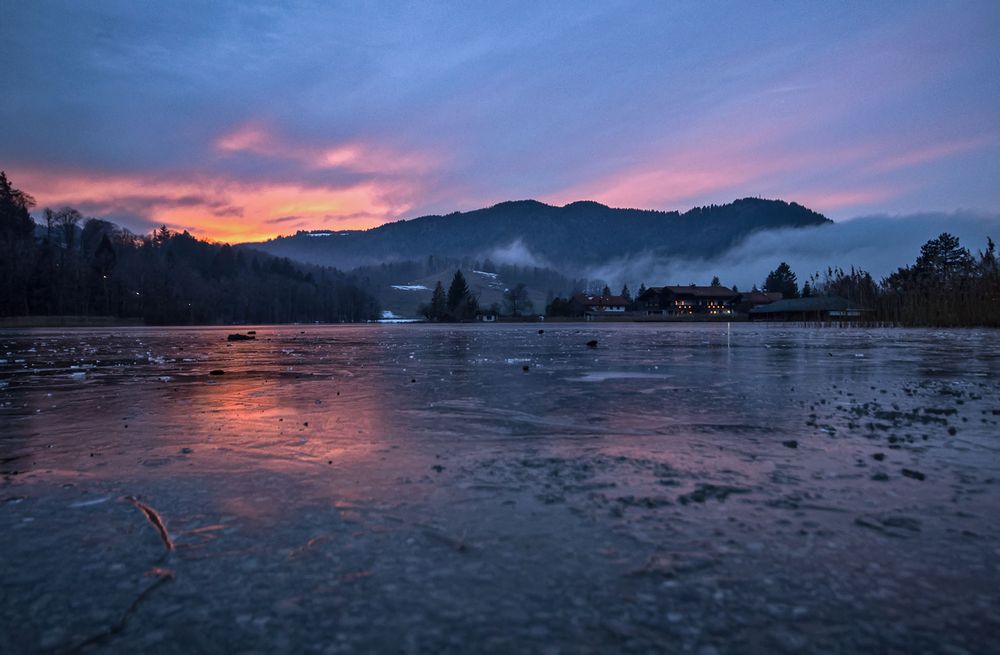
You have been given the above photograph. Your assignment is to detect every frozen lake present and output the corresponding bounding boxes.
[2,324,999,653]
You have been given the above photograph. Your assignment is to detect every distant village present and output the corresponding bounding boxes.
[411,232,1000,328]
[537,284,868,323]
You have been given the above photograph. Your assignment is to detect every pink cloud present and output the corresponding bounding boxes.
[865,134,999,174]
[541,128,879,210]
[540,121,995,217]
[791,187,898,212]
[213,122,442,175]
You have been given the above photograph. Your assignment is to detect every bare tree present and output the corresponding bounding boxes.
[53,207,83,250]
[503,283,534,317]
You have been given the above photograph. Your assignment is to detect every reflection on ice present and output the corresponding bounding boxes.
[574,371,673,382]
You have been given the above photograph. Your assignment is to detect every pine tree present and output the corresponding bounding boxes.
[0,171,37,316]
[0,171,36,240]
[429,281,446,320]
[153,224,171,247]
[710,275,721,287]
[913,233,974,283]
[447,270,470,311]
[764,262,799,298]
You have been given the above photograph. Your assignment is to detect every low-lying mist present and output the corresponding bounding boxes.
[487,238,551,269]
[589,211,1000,291]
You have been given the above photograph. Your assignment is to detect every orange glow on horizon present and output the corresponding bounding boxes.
[0,122,448,243]
[12,166,415,243]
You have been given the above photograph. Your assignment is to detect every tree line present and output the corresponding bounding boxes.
[0,172,379,324]
[538,233,998,327]
[761,233,999,326]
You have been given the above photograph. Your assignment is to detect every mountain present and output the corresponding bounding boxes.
[248,197,831,272]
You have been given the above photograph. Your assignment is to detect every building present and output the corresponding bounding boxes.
[749,296,870,322]
[570,293,628,318]
[733,291,783,314]
[637,285,739,316]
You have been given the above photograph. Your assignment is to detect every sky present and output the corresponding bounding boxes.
[2,1,999,243]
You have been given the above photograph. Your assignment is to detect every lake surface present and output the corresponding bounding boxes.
[2,324,998,654]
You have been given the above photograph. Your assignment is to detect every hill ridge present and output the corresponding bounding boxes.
[249,197,831,272]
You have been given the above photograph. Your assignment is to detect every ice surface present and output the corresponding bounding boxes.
[1,324,999,653]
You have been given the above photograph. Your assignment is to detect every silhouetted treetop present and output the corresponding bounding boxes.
[764,262,799,298]
[0,170,36,241]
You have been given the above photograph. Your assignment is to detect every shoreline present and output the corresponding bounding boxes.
[1,319,996,331]
[0,316,146,328]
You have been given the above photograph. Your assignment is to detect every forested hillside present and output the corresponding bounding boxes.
[252,198,831,270]
[0,172,378,324]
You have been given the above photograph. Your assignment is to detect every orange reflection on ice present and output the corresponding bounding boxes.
[162,369,386,471]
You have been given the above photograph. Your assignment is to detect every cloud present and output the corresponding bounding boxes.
[1,2,998,238]
[790,188,899,213]
[6,118,451,241]
[864,134,1000,175]
[588,211,1000,290]
[12,166,419,243]
[543,127,996,218]
[213,122,442,175]
[263,215,304,225]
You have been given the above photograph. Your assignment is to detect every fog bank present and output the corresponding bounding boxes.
[590,211,1000,290]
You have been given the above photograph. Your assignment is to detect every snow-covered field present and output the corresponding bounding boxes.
[377,310,422,323]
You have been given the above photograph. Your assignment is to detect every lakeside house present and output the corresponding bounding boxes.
[749,296,870,322]
[637,285,741,316]
[570,293,629,318]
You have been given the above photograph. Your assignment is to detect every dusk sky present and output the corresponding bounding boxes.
[3,1,999,242]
